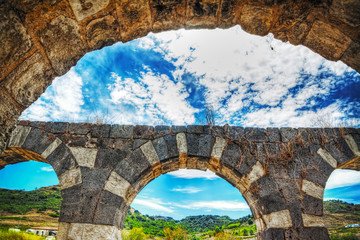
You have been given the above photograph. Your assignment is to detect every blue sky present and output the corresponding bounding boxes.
[1,26,360,219]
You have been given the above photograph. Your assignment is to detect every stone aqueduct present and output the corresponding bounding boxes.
[0,0,360,239]
[0,121,359,239]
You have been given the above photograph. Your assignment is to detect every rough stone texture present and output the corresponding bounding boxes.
[240,5,274,36]
[2,124,359,238]
[38,15,85,75]
[68,0,110,21]
[330,0,360,27]
[0,5,32,77]
[303,21,352,61]
[2,51,53,107]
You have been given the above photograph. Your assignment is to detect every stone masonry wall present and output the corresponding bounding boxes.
[1,121,360,239]
[1,0,360,159]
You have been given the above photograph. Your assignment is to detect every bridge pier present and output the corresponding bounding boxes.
[1,122,360,239]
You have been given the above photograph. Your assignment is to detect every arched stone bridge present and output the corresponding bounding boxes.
[1,0,360,162]
[1,121,359,239]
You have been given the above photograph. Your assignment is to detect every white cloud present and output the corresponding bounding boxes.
[325,169,360,190]
[132,198,174,213]
[108,71,197,125]
[167,169,219,180]
[139,26,357,128]
[174,200,249,211]
[20,68,84,122]
[41,166,54,172]
[171,187,203,194]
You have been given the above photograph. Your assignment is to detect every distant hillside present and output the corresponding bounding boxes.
[323,200,360,228]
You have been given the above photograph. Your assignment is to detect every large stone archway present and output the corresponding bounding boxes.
[1,121,360,239]
[1,0,360,156]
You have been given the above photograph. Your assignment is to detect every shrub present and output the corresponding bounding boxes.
[121,227,148,240]
[164,226,187,240]
[330,233,358,240]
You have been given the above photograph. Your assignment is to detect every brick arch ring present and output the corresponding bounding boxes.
[1,121,360,239]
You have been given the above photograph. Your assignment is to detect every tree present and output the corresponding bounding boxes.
[164,226,187,240]
[121,227,148,240]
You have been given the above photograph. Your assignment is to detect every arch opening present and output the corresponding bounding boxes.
[125,168,255,239]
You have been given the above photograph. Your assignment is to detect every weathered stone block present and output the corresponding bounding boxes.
[211,137,227,160]
[87,14,120,50]
[245,128,267,142]
[154,125,171,137]
[81,167,110,190]
[302,214,325,228]
[301,194,323,216]
[186,0,219,28]
[38,15,85,75]
[258,191,287,214]
[266,128,281,142]
[140,141,160,165]
[114,139,132,151]
[80,189,102,223]
[299,227,329,240]
[116,0,152,42]
[187,125,203,134]
[110,125,134,138]
[22,128,54,155]
[302,179,324,199]
[176,132,187,154]
[68,136,88,147]
[8,125,32,148]
[171,125,187,133]
[240,5,274,36]
[187,133,200,156]
[59,202,82,223]
[221,144,241,169]
[341,41,360,73]
[104,171,132,199]
[164,134,178,158]
[226,126,244,141]
[150,0,187,30]
[91,124,110,138]
[280,128,298,142]
[68,0,110,21]
[133,139,147,149]
[275,179,301,203]
[47,144,77,176]
[68,123,91,135]
[95,148,127,169]
[115,149,150,184]
[0,6,32,76]
[44,122,68,134]
[303,21,352,61]
[256,175,277,198]
[325,138,355,165]
[198,134,215,158]
[258,228,285,240]
[219,0,240,27]
[2,51,53,107]
[330,0,360,27]
[153,137,169,161]
[59,167,82,189]
[41,138,62,158]
[133,125,154,139]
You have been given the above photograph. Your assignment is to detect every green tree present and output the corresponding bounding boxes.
[164,226,187,240]
[121,227,148,240]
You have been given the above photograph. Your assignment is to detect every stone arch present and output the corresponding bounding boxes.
[1,0,360,156]
[1,121,360,239]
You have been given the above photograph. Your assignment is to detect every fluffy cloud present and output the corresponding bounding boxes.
[167,169,219,180]
[174,201,249,211]
[132,198,174,213]
[40,166,54,172]
[171,187,203,194]
[108,70,197,125]
[20,68,84,122]
[325,169,360,190]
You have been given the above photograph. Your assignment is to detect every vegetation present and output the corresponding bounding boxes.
[0,186,61,215]
[121,227,149,240]
[0,231,44,240]
[330,233,359,240]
